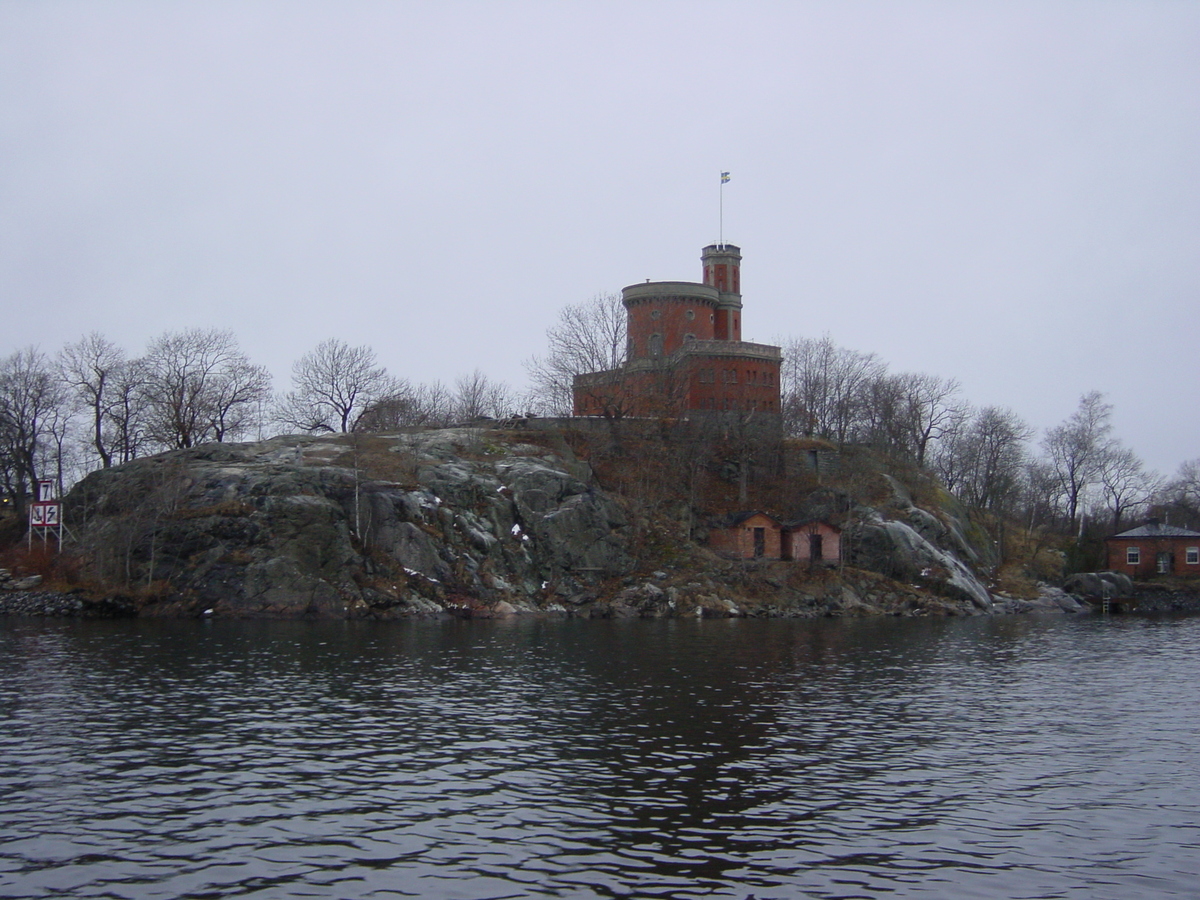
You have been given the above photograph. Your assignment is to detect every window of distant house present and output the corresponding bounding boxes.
[1127,547,1140,565]
[1188,547,1199,565]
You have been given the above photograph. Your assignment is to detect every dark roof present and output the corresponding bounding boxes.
[781,518,841,533]
[712,510,779,528]
[1108,522,1200,539]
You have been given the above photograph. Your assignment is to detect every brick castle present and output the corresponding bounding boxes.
[572,244,782,418]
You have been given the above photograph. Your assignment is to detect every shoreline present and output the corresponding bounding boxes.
[4,584,1197,620]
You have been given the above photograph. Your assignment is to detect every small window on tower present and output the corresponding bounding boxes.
[685,309,695,321]
[650,309,661,320]
[649,334,663,357]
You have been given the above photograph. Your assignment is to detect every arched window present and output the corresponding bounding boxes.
[649,333,663,357]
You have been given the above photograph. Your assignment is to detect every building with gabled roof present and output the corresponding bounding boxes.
[708,511,783,560]
[1105,519,1200,577]
[782,518,842,566]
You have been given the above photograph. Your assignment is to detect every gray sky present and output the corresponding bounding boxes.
[2,1,1197,475]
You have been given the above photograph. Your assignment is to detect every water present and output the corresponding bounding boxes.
[1,614,1198,899]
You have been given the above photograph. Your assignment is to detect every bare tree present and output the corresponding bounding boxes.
[1154,458,1200,529]
[0,347,69,513]
[355,380,455,431]
[780,335,886,444]
[452,369,515,421]
[897,372,962,467]
[280,338,405,433]
[934,405,1032,512]
[58,332,130,469]
[525,293,626,416]
[207,354,273,442]
[1095,445,1158,531]
[142,328,271,449]
[1041,391,1115,530]
[106,357,152,464]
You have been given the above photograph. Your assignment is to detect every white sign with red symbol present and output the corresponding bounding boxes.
[30,501,61,528]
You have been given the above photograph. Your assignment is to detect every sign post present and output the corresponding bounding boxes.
[28,479,63,551]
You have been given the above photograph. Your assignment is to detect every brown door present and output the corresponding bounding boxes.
[809,533,823,562]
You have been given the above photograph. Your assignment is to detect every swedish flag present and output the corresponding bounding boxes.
[721,171,731,183]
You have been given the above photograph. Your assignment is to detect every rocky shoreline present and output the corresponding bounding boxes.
[0,590,136,618]
[0,581,1083,619]
[3,580,1196,620]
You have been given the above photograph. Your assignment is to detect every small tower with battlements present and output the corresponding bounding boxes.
[701,243,742,341]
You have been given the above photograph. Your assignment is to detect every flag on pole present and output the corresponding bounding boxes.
[721,171,731,183]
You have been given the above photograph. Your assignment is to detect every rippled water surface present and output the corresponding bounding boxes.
[2,614,1199,899]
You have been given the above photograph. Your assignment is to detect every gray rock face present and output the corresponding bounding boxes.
[1062,571,1134,599]
[66,431,633,618]
[847,512,993,611]
[992,584,1087,614]
[53,426,1023,621]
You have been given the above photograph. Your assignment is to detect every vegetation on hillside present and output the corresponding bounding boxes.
[1,312,1195,586]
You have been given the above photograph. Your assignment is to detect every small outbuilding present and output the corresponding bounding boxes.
[1105,519,1200,578]
[782,519,842,565]
[709,511,783,560]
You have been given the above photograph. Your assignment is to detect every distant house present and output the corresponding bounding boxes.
[782,519,842,566]
[1105,520,1200,578]
[709,511,783,560]
[709,513,842,564]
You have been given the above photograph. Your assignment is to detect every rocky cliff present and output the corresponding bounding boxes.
[52,425,1067,619]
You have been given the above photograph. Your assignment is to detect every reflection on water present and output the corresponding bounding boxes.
[1,615,1199,899]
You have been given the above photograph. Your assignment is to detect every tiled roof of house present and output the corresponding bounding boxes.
[1109,522,1200,539]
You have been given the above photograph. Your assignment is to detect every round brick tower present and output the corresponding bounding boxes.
[622,282,719,361]
[702,243,742,341]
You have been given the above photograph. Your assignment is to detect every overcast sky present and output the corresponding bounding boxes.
[2,1,1196,474]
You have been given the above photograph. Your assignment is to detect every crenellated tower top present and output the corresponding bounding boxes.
[701,243,742,341]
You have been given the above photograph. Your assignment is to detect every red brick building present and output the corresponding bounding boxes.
[1105,520,1200,578]
[709,513,842,564]
[709,511,783,559]
[573,244,782,418]
[782,519,842,565]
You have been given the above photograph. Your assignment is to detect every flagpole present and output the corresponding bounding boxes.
[719,171,730,247]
